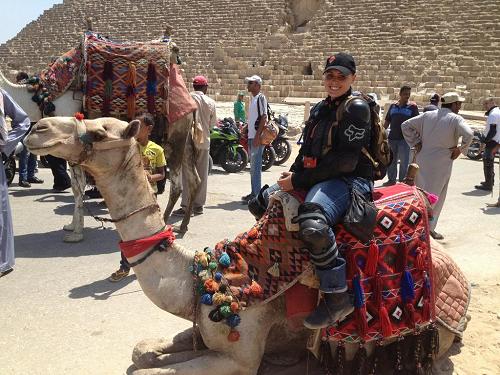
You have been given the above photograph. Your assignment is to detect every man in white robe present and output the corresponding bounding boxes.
[0,88,31,277]
[401,92,473,240]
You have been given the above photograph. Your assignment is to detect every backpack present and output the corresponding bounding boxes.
[336,93,392,180]
[255,93,278,145]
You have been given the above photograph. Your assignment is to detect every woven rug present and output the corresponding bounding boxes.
[83,31,170,118]
[194,184,435,343]
[39,47,83,100]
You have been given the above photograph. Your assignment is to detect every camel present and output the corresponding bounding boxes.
[0,43,200,241]
[25,116,470,374]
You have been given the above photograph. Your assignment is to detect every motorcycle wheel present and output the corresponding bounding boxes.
[466,140,483,160]
[222,147,248,173]
[2,155,16,186]
[273,138,292,165]
[262,145,276,171]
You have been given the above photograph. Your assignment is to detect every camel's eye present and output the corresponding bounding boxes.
[36,124,49,132]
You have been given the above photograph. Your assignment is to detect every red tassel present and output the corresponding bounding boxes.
[347,251,359,280]
[355,306,369,338]
[415,248,426,271]
[422,299,431,321]
[379,303,393,337]
[405,302,416,328]
[126,62,137,120]
[364,241,379,277]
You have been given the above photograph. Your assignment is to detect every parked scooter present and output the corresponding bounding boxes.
[209,118,248,173]
[270,112,292,165]
[239,122,276,171]
[467,130,500,160]
[2,141,25,186]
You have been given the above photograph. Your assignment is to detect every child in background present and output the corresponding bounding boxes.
[109,113,166,282]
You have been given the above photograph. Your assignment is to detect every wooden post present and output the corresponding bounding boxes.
[304,101,310,122]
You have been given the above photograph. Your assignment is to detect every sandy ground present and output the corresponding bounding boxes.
[0,103,499,374]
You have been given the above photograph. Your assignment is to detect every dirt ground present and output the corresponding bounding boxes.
[0,102,499,374]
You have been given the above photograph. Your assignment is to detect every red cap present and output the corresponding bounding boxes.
[193,75,208,86]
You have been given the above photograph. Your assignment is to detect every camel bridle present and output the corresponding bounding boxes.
[71,117,160,225]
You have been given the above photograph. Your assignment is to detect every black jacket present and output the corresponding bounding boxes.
[291,90,373,190]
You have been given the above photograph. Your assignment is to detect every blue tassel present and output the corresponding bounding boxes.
[401,269,415,303]
[200,293,213,305]
[226,314,241,328]
[214,272,223,282]
[219,252,231,267]
[146,80,157,95]
[353,274,365,308]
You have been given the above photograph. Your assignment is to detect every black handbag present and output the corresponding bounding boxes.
[342,182,378,243]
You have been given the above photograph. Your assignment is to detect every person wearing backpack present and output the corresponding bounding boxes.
[249,53,379,329]
[241,75,268,203]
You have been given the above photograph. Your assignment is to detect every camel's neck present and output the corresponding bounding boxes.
[92,144,164,241]
[90,145,195,320]
[0,70,41,121]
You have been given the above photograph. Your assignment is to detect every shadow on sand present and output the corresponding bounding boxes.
[69,274,138,300]
[14,227,119,258]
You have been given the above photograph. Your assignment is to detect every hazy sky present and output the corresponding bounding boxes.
[0,1,63,44]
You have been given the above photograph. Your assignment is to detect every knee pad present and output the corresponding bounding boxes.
[294,203,334,253]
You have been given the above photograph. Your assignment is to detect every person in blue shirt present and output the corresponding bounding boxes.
[383,85,419,186]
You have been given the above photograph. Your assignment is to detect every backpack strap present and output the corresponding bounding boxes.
[326,96,352,149]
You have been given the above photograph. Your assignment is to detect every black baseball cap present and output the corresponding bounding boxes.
[323,53,356,75]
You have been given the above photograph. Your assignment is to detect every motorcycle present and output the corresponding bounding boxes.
[467,130,500,160]
[238,122,276,172]
[270,112,292,165]
[209,118,248,173]
[2,142,25,186]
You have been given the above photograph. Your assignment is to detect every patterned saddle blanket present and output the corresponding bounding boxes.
[39,47,83,100]
[195,184,443,343]
[83,31,171,119]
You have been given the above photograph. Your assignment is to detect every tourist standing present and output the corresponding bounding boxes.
[173,75,217,216]
[424,93,440,112]
[14,72,44,188]
[383,86,419,185]
[402,92,473,240]
[0,88,31,277]
[242,75,267,203]
[474,97,500,192]
[234,92,246,123]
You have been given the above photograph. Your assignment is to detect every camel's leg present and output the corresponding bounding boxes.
[132,327,207,369]
[179,139,201,233]
[132,352,246,375]
[162,114,195,232]
[63,165,85,243]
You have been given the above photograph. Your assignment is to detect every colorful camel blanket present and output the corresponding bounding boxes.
[83,31,171,119]
[193,184,435,342]
[39,47,83,100]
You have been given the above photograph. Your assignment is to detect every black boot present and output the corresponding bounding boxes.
[248,185,269,220]
[304,291,354,329]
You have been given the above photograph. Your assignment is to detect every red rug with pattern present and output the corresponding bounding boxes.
[83,32,170,118]
[39,47,83,99]
[213,183,435,342]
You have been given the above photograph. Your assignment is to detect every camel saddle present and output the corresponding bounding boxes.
[196,183,469,343]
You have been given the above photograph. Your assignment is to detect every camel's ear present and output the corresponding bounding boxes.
[123,120,140,139]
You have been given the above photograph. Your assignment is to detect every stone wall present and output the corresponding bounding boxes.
[0,0,499,109]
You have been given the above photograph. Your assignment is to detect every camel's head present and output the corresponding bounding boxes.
[25,116,140,168]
